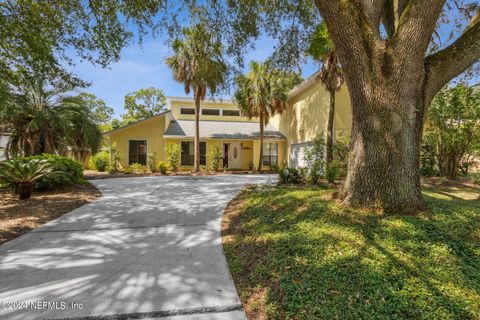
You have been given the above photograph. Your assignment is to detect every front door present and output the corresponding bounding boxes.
[227,142,242,169]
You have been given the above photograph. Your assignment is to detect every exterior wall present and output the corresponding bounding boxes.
[0,134,9,160]
[165,138,256,171]
[168,99,258,122]
[104,115,166,168]
[270,80,352,166]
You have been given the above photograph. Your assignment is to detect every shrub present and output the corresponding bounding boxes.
[147,152,158,173]
[325,161,339,183]
[470,173,480,185]
[279,166,304,184]
[107,143,121,173]
[200,164,207,172]
[333,136,349,177]
[124,163,145,174]
[0,159,58,199]
[90,151,109,172]
[156,161,169,174]
[420,137,439,176]
[209,146,223,171]
[16,154,83,190]
[166,144,180,172]
[304,135,326,182]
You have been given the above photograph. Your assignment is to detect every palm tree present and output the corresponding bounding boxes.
[166,24,228,172]
[1,73,101,159]
[307,22,344,163]
[235,61,301,171]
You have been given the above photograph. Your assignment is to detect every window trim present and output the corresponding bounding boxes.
[201,108,220,116]
[180,140,207,166]
[128,139,148,165]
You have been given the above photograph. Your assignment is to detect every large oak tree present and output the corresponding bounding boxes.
[312,1,479,212]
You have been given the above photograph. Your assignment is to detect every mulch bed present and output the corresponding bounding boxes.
[83,170,274,180]
[0,183,101,245]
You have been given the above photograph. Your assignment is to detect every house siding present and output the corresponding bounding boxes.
[270,80,352,166]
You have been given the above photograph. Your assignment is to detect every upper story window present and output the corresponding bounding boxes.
[223,109,240,116]
[202,109,220,116]
[180,108,195,115]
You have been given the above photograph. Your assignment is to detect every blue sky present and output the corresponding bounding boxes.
[67,35,318,118]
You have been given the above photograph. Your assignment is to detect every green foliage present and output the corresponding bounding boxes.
[425,84,480,178]
[279,166,304,184]
[147,152,158,173]
[209,146,224,171]
[304,135,326,183]
[107,143,121,173]
[166,144,180,172]
[90,151,110,172]
[420,137,439,177]
[156,161,169,174]
[9,154,83,191]
[1,69,101,160]
[469,173,480,185]
[0,159,55,185]
[0,158,58,199]
[235,61,301,170]
[122,87,167,123]
[76,93,114,125]
[325,161,339,183]
[306,22,334,61]
[167,24,228,100]
[225,185,480,319]
[125,163,145,174]
[332,136,349,177]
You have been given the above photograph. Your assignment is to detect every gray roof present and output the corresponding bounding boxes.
[164,120,286,140]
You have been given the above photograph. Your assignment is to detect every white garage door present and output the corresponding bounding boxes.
[289,142,311,168]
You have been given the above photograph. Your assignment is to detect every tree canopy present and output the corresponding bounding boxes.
[123,87,167,123]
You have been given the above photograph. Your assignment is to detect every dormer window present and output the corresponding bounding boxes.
[180,108,195,115]
[202,109,220,115]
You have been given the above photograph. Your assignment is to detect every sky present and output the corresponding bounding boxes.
[66,34,319,119]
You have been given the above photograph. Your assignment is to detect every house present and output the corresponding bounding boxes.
[103,72,352,170]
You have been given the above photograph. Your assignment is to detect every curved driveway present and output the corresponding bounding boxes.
[0,174,275,320]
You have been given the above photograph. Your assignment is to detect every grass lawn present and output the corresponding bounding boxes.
[222,179,480,319]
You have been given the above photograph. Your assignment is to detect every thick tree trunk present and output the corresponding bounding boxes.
[258,112,264,172]
[326,89,335,163]
[193,91,201,173]
[342,87,426,213]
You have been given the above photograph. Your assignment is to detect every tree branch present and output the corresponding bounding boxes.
[314,0,378,86]
[424,11,480,103]
[393,0,445,58]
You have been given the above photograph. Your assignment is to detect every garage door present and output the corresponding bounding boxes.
[289,142,311,168]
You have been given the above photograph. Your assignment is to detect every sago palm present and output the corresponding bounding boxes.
[307,22,344,163]
[0,159,56,199]
[166,23,228,172]
[235,61,301,171]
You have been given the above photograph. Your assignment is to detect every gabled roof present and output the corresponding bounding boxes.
[103,110,172,135]
[164,120,286,140]
[287,70,321,99]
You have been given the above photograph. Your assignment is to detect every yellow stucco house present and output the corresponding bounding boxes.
[103,71,352,171]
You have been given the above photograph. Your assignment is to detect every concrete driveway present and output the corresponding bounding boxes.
[0,174,276,320]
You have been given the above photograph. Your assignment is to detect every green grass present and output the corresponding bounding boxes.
[223,184,480,319]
